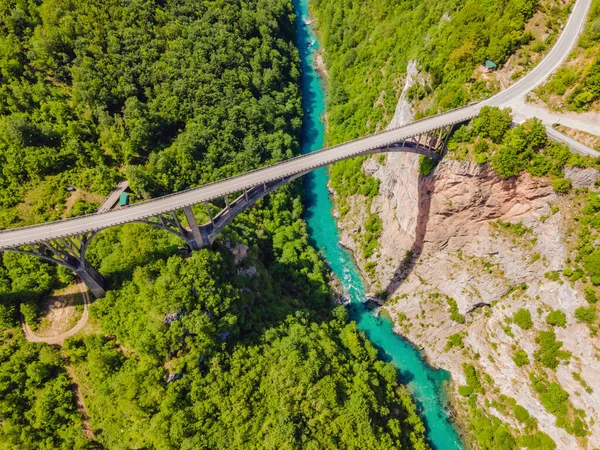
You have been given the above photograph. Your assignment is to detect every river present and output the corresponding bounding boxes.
[293,1,464,448]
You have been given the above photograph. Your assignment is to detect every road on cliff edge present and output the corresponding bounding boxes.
[0,0,592,249]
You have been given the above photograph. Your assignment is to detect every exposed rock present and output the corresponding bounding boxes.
[314,51,328,79]
[163,311,183,325]
[237,266,257,277]
[166,370,183,383]
[565,166,600,188]
[232,243,249,265]
[331,58,600,445]
[335,155,600,448]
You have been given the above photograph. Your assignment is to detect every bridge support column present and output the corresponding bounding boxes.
[74,261,106,298]
[224,195,230,210]
[205,201,214,225]
[183,206,206,250]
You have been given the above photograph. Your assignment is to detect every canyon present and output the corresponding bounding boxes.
[334,146,600,447]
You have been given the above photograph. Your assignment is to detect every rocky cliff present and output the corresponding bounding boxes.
[335,154,600,448]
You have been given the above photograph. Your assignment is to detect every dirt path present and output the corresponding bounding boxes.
[22,280,90,346]
[66,365,95,440]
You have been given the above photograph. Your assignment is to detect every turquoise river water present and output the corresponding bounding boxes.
[293,1,464,448]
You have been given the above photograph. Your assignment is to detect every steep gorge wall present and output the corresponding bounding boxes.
[335,154,600,448]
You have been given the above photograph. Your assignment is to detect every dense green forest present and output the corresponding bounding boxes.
[0,333,88,449]
[0,0,430,448]
[311,0,570,145]
[0,0,302,227]
[447,106,600,185]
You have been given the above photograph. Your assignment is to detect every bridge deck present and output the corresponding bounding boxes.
[0,0,592,250]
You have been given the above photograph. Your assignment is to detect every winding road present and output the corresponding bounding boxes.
[0,0,593,251]
[21,281,90,346]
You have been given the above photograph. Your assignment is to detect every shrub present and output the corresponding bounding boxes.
[419,156,437,176]
[459,385,474,397]
[584,285,598,303]
[574,305,597,324]
[545,310,567,327]
[519,432,556,450]
[473,107,513,144]
[459,363,482,397]
[447,297,465,323]
[513,404,530,423]
[446,333,464,349]
[583,248,600,278]
[474,139,489,154]
[19,302,38,325]
[544,271,560,282]
[552,178,572,194]
[534,330,570,369]
[513,349,529,367]
[492,145,524,178]
[514,308,533,330]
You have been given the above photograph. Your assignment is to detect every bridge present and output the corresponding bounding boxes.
[0,0,592,297]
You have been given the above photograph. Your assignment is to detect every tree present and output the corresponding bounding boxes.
[534,330,570,369]
[546,310,567,327]
[513,308,533,330]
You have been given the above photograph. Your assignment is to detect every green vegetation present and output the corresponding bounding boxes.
[574,305,597,323]
[546,310,567,327]
[447,297,466,324]
[458,363,482,397]
[0,332,87,448]
[533,330,571,369]
[419,156,437,176]
[461,375,557,449]
[493,220,533,237]
[362,213,383,259]
[312,0,565,144]
[313,0,568,269]
[572,371,593,394]
[530,372,588,437]
[513,348,530,367]
[65,314,430,449]
[0,0,431,448]
[329,159,382,256]
[449,107,600,186]
[446,333,464,350]
[566,191,600,307]
[0,0,303,228]
[513,404,530,423]
[513,308,533,330]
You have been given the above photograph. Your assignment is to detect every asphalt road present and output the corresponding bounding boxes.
[0,0,592,249]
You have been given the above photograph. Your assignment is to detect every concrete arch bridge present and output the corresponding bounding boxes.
[0,0,593,297]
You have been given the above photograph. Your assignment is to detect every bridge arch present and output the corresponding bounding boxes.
[0,131,452,298]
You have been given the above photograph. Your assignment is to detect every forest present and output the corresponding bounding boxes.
[311,0,571,146]
[0,0,430,448]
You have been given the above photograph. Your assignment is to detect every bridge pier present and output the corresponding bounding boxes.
[205,201,214,225]
[74,261,106,298]
[183,206,206,250]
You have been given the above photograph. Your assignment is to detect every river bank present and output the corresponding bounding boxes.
[327,58,600,446]
[293,1,464,448]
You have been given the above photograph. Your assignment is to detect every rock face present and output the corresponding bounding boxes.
[335,155,600,448]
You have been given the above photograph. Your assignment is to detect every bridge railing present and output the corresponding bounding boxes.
[0,103,482,240]
[96,102,479,205]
